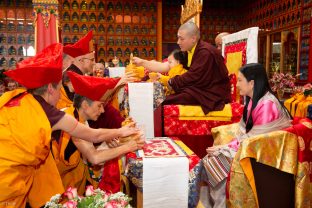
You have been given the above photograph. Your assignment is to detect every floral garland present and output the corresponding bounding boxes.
[44,186,132,208]
[33,3,59,28]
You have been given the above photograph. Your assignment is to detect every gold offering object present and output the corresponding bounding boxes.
[119,117,140,144]
[126,53,145,80]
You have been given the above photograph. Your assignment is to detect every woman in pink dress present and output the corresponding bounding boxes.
[202,63,292,208]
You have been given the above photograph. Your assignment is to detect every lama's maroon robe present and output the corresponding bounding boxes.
[164,40,231,114]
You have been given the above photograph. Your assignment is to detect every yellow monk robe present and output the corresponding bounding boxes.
[0,89,64,208]
[295,96,312,118]
[159,64,187,95]
[56,86,73,110]
[290,94,306,117]
[52,105,89,196]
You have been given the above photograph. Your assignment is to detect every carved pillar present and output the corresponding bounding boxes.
[32,0,59,53]
[266,34,270,74]
[156,0,162,61]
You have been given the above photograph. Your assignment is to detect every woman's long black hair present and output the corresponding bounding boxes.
[240,63,291,132]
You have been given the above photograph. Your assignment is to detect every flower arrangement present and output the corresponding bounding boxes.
[44,186,132,208]
[269,72,296,92]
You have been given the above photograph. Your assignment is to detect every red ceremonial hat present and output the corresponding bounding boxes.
[67,71,120,101]
[4,43,63,89]
[63,31,93,58]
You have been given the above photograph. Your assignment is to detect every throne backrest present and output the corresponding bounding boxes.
[222,27,259,103]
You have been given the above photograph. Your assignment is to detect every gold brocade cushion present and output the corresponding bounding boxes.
[211,123,240,145]
[178,104,232,121]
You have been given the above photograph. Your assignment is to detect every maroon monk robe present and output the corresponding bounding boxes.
[88,104,124,129]
[164,40,231,114]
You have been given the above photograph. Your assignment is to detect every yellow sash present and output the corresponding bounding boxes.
[56,86,73,110]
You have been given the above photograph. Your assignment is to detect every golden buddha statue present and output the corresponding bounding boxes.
[18,46,23,55]
[81,12,88,22]
[99,37,105,46]
[0,46,5,55]
[98,48,105,57]
[0,36,6,43]
[0,58,7,67]
[89,1,96,10]
[72,12,78,21]
[98,24,105,33]
[98,1,104,11]
[8,46,16,55]
[72,1,78,10]
[63,12,70,21]
[80,1,87,10]
[116,48,122,57]
[73,24,79,33]
[90,13,96,22]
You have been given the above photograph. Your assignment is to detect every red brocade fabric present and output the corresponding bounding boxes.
[98,158,121,193]
[163,102,243,136]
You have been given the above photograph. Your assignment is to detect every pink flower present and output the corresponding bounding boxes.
[64,187,78,200]
[270,72,295,92]
[102,193,109,201]
[85,185,95,196]
[105,200,118,208]
[303,83,312,90]
[120,199,128,206]
[62,200,78,208]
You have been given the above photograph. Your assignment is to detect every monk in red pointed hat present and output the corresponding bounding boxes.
[58,29,136,132]
[52,71,144,194]
[58,31,95,110]
[0,43,140,208]
[63,30,95,75]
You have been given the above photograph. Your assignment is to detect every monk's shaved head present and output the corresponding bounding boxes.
[215,32,230,51]
[178,21,200,41]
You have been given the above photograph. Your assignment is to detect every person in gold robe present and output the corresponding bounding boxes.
[58,30,128,132]
[57,31,95,110]
[53,72,144,195]
[0,43,140,208]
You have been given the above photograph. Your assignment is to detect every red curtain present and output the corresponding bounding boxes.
[35,14,58,53]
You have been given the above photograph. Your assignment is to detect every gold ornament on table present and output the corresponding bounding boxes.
[125,53,145,80]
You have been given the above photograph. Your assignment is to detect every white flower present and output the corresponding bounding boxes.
[85,185,95,196]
